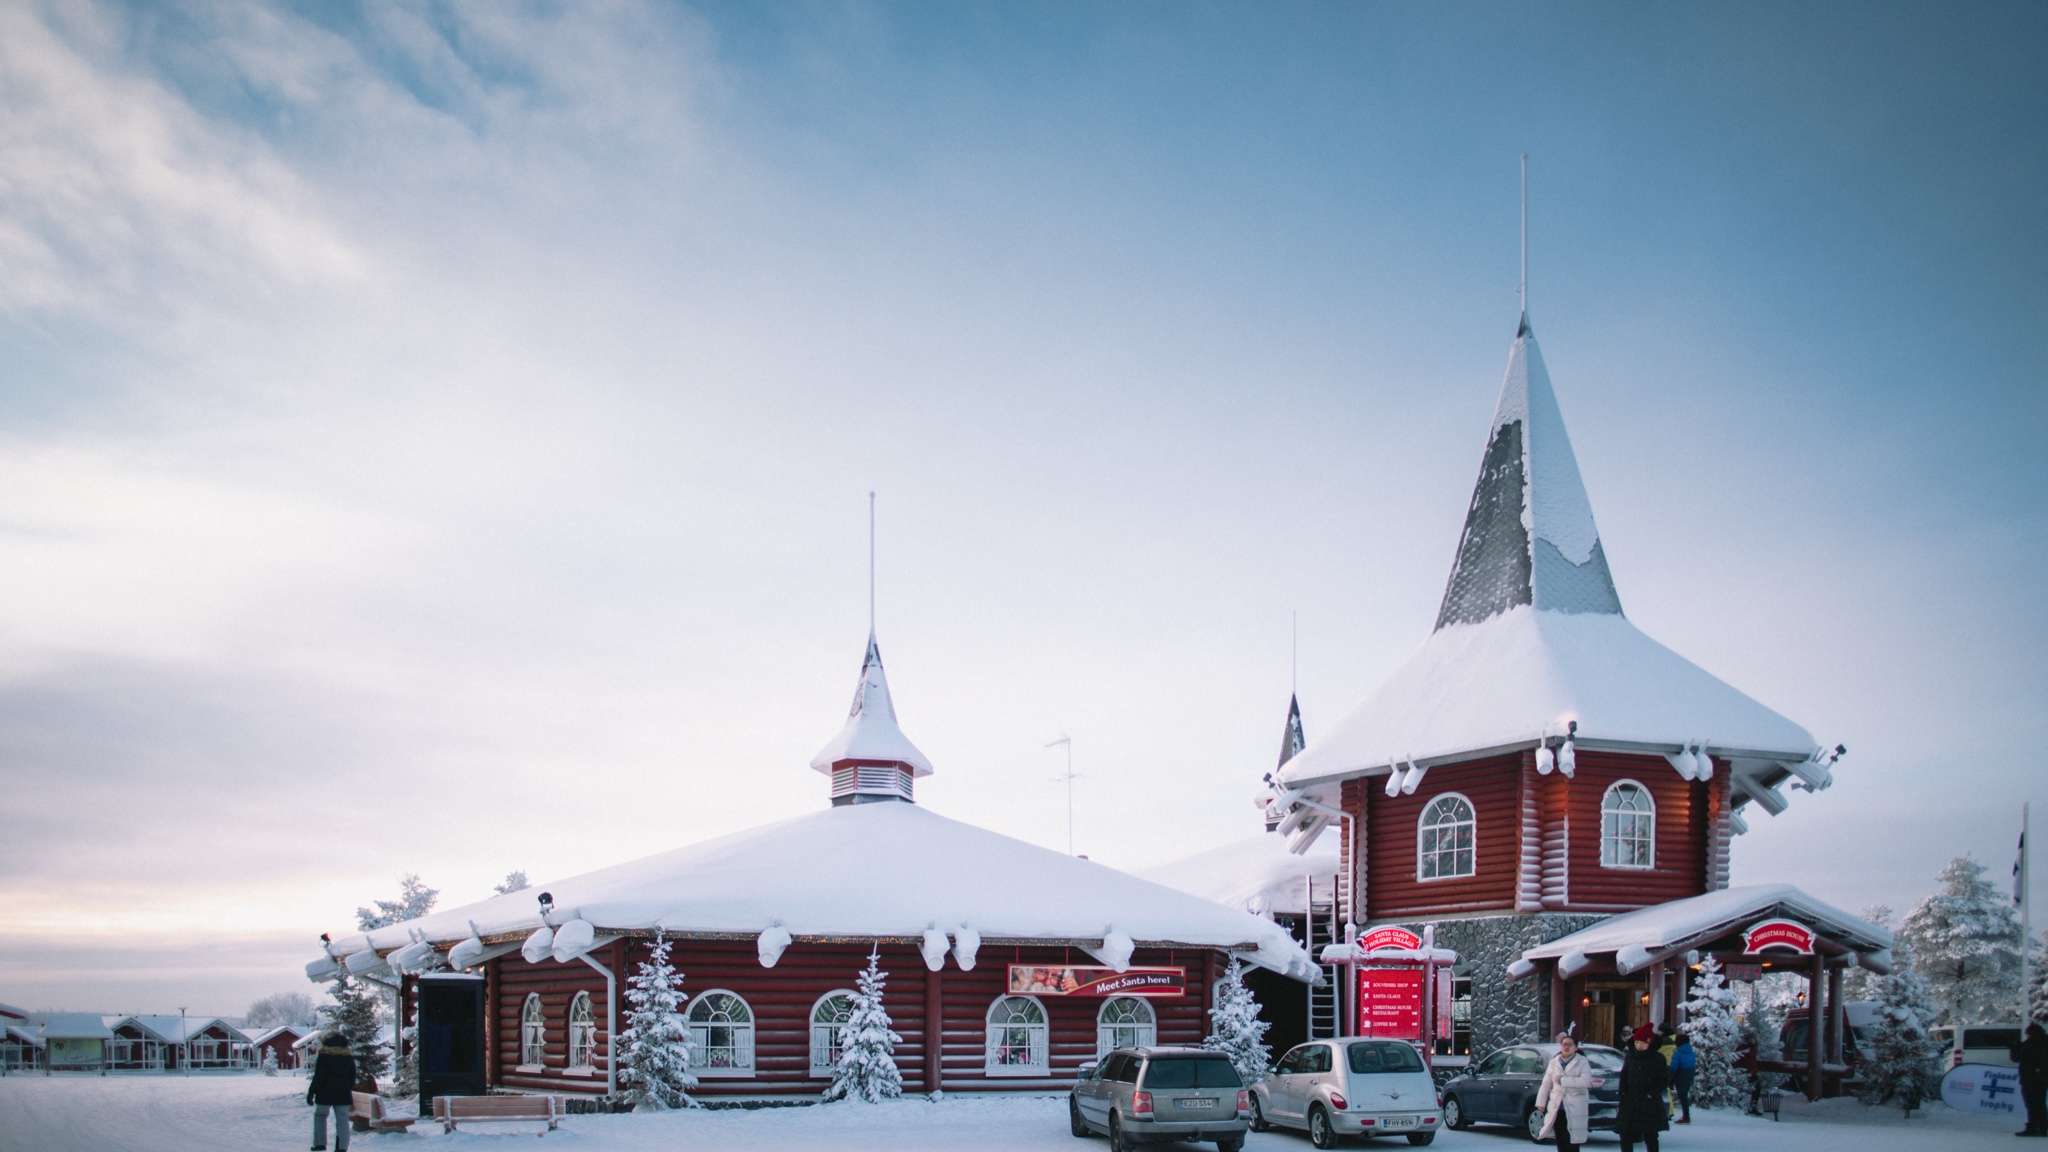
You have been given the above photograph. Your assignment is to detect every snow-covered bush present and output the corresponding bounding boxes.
[1681,955,1750,1109]
[1204,959,1272,1087]
[823,949,904,1103]
[1858,942,1943,1108]
[616,937,697,1110]
[1898,856,2024,1025]
[261,1047,279,1076]
[319,972,391,1081]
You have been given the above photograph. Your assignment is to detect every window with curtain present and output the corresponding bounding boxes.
[809,991,855,1076]
[1601,781,1656,868]
[686,991,755,1076]
[1096,997,1156,1057]
[520,994,546,1068]
[1417,793,1477,880]
[567,992,597,1070]
[985,996,1049,1076]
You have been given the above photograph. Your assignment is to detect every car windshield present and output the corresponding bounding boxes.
[1143,1058,1242,1089]
[1347,1041,1425,1074]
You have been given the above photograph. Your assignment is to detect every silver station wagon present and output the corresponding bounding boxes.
[1249,1039,1443,1147]
[1070,1046,1250,1152]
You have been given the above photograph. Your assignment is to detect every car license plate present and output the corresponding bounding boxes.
[1381,1116,1417,1129]
[1177,1098,1216,1109]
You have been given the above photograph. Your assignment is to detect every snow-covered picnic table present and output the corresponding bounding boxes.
[0,1072,2020,1151]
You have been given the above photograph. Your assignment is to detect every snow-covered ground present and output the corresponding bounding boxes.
[0,1073,2020,1152]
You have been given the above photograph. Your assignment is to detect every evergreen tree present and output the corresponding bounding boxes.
[1898,856,2024,1025]
[823,948,904,1103]
[394,1023,420,1098]
[2030,934,2047,1025]
[1680,955,1750,1109]
[1203,959,1272,1088]
[1857,942,1944,1110]
[261,1047,279,1076]
[616,937,697,1110]
[319,972,391,1081]
[1737,977,1786,1111]
[1840,905,1894,1003]
[494,871,531,896]
[357,874,440,931]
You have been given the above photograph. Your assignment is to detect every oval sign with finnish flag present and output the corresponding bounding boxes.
[1742,918,1815,955]
[1942,1063,2024,1117]
[1362,926,1423,952]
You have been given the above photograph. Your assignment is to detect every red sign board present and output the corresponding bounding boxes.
[1356,967,1425,1040]
[1742,919,1816,955]
[1361,926,1423,952]
[1007,965,1185,998]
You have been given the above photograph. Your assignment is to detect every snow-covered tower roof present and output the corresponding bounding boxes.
[810,631,934,805]
[1274,321,1833,832]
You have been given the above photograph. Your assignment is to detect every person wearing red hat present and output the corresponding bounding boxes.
[1617,1023,1670,1152]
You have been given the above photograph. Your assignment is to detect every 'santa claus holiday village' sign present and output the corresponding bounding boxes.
[1361,926,1423,952]
[1742,918,1816,955]
[1007,965,1185,998]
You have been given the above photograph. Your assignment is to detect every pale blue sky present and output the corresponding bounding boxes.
[0,1,2042,1012]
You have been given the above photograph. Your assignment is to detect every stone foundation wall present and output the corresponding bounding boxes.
[1401,913,1607,1057]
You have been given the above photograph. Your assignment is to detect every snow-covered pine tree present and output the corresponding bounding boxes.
[1840,905,1894,1003]
[394,1023,420,1098]
[357,874,440,931]
[1738,977,1786,1109]
[261,1047,279,1076]
[1857,942,1944,1109]
[1897,856,2024,1025]
[616,936,697,1110]
[1680,954,1750,1109]
[1203,959,1272,1088]
[319,971,391,1081]
[494,871,531,896]
[823,948,904,1103]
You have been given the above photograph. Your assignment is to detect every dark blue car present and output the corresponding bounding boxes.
[1439,1043,1623,1142]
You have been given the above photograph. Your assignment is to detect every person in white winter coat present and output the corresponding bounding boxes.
[1536,1033,1593,1152]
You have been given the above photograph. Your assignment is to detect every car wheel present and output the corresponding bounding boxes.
[1070,1097,1090,1138]
[1405,1134,1436,1147]
[1308,1104,1338,1150]
[1248,1094,1270,1133]
[1218,1140,1245,1152]
[1108,1112,1131,1152]
[1524,1106,1547,1143]
[1442,1095,1469,1131]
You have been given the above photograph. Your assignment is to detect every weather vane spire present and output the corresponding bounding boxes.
[1520,153,1529,327]
[868,491,876,633]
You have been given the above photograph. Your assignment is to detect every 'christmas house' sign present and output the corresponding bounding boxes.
[1742,919,1816,955]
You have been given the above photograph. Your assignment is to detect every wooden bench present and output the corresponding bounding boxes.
[349,1091,416,1133]
[432,1094,564,1134]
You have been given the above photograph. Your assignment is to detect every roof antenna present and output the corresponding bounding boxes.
[1291,610,1298,696]
[1519,153,1530,335]
[868,490,876,634]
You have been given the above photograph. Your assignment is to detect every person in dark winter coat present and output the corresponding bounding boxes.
[1617,1023,1670,1152]
[2013,1022,2048,1138]
[306,1033,357,1151]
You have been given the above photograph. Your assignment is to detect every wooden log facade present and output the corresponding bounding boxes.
[409,938,1221,1096]
[1347,750,1725,923]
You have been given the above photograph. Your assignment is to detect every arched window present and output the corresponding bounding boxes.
[1096,997,1156,1057]
[686,991,755,1076]
[567,992,597,1071]
[985,995,1048,1076]
[1417,793,1476,880]
[1601,781,1655,869]
[520,994,546,1069]
[809,990,856,1077]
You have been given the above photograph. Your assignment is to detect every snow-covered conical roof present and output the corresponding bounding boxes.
[809,631,933,777]
[1276,325,1819,792]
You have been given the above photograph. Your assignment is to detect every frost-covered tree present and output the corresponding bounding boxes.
[1681,955,1750,1109]
[1858,942,1943,1109]
[1898,856,2023,1025]
[319,972,391,1081]
[247,991,318,1030]
[2030,935,2047,1025]
[1840,905,1895,1003]
[261,1047,280,1075]
[394,1023,421,1098]
[823,949,904,1103]
[1737,977,1786,1110]
[357,874,440,931]
[1203,959,1272,1087]
[494,871,531,896]
[616,937,697,1110]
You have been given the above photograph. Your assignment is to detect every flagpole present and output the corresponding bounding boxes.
[2024,801,2033,1026]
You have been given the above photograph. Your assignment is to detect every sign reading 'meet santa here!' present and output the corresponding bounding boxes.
[1742,918,1816,955]
[1007,965,1185,998]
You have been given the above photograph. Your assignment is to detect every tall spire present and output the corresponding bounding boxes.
[1276,695,1306,770]
[811,632,934,804]
[1434,329,1622,631]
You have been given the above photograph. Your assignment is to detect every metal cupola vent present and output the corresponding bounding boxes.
[810,630,934,805]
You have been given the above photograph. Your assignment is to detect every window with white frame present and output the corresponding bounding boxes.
[1417,793,1477,880]
[687,991,755,1076]
[1096,997,1155,1057]
[520,994,546,1069]
[1601,781,1655,868]
[985,995,1049,1076]
[809,991,856,1076]
[567,992,597,1071]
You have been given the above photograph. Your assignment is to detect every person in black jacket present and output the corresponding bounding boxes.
[306,1033,356,1151]
[2014,1022,2048,1138]
[1617,1023,1670,1152]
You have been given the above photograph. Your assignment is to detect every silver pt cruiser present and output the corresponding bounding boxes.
[1070,1046,1250,1152]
